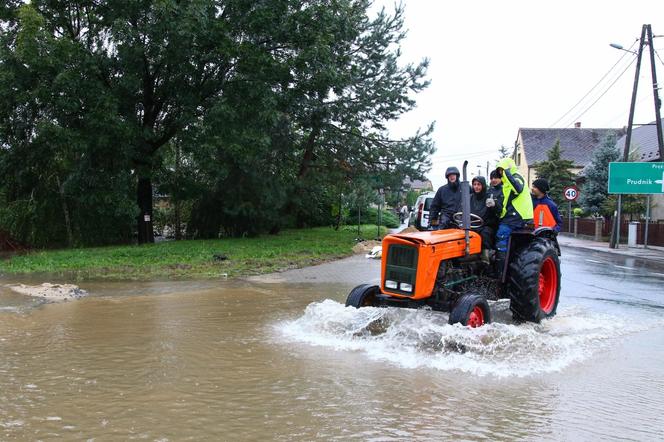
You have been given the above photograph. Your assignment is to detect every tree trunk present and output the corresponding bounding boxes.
[174,142,182,240]
[137,176,154,244]
[56,176,74,247]
[335,188,342,231]
[297,126,321,179]
[293,126,321,227]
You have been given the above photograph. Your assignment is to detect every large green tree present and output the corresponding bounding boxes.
[275,2,434,225]
[1,0,434,245]
[533,139,575,206]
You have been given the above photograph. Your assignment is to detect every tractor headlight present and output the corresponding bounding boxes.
[400,283,413,292]
[385,280,398,289]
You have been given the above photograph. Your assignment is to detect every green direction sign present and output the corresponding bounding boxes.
[608,162,664,194]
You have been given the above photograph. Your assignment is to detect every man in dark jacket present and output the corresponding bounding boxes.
[470,176,499,249]
[486,169,504,221]
[531,178,563,232]
[429,166,462,229]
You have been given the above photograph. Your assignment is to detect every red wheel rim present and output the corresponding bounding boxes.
[467,306,485,328]
[539,257,558,314]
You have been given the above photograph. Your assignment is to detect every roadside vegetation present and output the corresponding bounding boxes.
[0,1,433,250]
[0,226,387,280]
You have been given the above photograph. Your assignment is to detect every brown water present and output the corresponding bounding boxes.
[1,275,664,440]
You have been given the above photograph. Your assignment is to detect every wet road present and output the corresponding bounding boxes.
[1,245,663,440]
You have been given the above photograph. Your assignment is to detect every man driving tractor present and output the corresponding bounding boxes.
[429,166,462,230]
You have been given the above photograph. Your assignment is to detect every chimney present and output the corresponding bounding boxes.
[574,122,581,128]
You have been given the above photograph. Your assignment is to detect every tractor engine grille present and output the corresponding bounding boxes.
[385,244,418,296]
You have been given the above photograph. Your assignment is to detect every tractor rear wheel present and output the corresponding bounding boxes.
[345,284,380,308]
[449,293,491,327]
[507,238,561,323]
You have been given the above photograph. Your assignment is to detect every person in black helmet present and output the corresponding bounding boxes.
[429,166,462,229]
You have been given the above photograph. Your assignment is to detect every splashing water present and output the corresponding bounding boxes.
[277,299,660,377]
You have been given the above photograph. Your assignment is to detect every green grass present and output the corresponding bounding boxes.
[0,225,387,281]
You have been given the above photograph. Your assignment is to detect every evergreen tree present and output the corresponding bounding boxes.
[533,139,575,206]
[579,132,619,215]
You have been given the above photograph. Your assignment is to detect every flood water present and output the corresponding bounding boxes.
[1,248,664,440]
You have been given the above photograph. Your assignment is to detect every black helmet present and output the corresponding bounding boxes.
[445,166,460,179]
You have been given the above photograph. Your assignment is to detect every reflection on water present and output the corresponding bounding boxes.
[1,280,663,440]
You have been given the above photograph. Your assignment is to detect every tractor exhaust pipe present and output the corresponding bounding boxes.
[461,161,471,256]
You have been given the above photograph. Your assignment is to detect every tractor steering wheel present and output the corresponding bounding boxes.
[452,212,484,229]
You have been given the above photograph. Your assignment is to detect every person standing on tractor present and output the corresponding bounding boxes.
[470,176,499,261]
[486,169,504,216]
[531,178,563,232]
[429,166,462,229]
[494,158,533,272]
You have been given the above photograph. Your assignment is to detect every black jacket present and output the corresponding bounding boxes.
[429,181,462,222]
[470,177,499,228]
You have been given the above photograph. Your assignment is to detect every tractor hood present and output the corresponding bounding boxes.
[387,229,473,246]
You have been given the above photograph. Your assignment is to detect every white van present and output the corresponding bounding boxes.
[409,191,436,230]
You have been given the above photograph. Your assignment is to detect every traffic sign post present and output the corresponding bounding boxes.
[608,162,664,194]
[563,186,579,233]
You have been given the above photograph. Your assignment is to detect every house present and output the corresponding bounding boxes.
[403,177,433,193]
[513,125,624,187]
[615,118,664,221]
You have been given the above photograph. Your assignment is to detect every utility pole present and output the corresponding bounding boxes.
[610,25,647,248]
[646,25,664,158]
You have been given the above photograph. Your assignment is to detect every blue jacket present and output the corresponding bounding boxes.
[532,195,563,232]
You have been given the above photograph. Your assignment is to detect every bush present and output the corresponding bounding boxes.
[358,207,399,228]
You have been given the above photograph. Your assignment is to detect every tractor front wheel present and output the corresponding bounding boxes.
[508,238,561,323]
[345,284,380,308]
[449,293,491,327]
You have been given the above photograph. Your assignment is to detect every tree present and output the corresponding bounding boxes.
[276,2,435,225]
[579,132,619,216]
[533,139,575,206]
[1,1,435,245]
[498,144,512,160]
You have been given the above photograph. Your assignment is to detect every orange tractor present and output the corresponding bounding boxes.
[346,162,561,327]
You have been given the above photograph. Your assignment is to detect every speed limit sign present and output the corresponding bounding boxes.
[563,185,579,201]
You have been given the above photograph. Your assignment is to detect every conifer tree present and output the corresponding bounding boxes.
[533,139,575,206]
[579,132,619,215]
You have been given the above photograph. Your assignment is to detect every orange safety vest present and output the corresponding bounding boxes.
[533,204,557,229]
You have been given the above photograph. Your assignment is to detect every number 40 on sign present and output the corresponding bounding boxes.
[563,186,579,201]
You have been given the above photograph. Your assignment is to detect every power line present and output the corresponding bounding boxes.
[548,39,638,128]
[563,56,637,128]
[655,49,664,68]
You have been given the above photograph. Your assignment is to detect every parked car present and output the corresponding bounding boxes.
[409,191,436,230]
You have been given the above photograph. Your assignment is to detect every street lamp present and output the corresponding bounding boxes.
[609,43,637,54]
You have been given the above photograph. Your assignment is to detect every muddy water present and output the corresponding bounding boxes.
[2,259,664,440]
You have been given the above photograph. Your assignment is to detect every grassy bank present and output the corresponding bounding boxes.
[0,225,386,280]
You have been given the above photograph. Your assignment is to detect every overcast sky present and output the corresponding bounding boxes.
[375,0,664,188]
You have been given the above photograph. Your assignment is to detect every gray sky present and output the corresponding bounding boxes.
[376,0,664,188]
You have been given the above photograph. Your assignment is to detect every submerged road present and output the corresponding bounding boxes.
[0,243,663,440]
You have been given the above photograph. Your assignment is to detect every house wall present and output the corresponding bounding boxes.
[514,132,529,184]
[651,194,664,221]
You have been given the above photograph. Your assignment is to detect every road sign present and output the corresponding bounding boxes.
[563,186,579,201]
[608,162,664,194]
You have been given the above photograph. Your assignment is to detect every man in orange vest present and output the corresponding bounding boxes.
[531,178,563,232]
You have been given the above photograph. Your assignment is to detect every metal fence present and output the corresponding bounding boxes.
[561,217,664,246]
